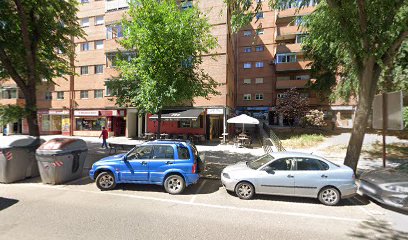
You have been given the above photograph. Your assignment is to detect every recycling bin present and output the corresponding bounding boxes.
[36,138,88,184]
[0,136,43,183]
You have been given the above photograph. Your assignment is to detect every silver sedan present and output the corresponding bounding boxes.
[221,152,357,206]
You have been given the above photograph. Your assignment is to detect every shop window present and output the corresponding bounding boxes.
[75,117,107,131]
[179,116,202,128]
[41,115,62,131]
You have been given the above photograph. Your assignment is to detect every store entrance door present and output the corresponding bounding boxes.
[209,116,223,141]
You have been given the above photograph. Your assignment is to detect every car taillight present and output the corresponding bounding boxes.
[192,163,197,173]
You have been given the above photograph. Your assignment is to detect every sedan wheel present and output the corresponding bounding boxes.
[96,172,116,191]
[319,187,340,206]
[164,175,185,194]
[235,182,255,200]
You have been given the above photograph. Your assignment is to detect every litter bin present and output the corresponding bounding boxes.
[36,138,88,184]
[0,136,43,183]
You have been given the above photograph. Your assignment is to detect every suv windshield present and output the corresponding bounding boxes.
[247,155,274,170]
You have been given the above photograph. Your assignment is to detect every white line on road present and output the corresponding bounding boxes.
[190,179,207,203]
[14,183,367,223]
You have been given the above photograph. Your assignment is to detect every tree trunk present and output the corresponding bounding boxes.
[156,110,162,138]
[344,58,380,172]
[24,91,40,137]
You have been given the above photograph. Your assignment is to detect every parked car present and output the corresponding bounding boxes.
[89,140,204,194]
[359,162,408,211]
[221,152,357,205]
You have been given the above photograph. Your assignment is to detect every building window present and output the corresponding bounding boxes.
[76,118,106,131]
[295,16,303,26]
[255,93,264,100]
[243,30,252,36]
[296,34,307,44]
[181,0,193,10]
[57,91,64,100]
[276,53,297,63]
[94,90,103,99]
[106,25,123,39]
[95,15,104,25]
[296,75,310,80]
[95,65,104,74]
[1,88,18,99]
[81,17,89,27]
[255,78,264,84]
[256,12,264,19]
[255,45,264,52]
[243,47,252,53]
[300,93,310,98]
[277,93,287,98]
[80,90,89,99]
[243,78,251,84]
[106,52,135,68]
[105,81,113,96]
[243,94,251,101]
[256,29,264,35]
[95,40,104,50]
[45,91,52,100]
[243,63,251,69]
[255,62,264,68]
[80,66,88,75]
[80,42,89,51]
[80,0,89,3]
[179,117,201,128]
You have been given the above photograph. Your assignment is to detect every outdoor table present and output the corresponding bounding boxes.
[145,132,155,140]
[160,133,169,139]
[237,137,248,147]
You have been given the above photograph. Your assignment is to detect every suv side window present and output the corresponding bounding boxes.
[177,146,190,160]
[295,158,325,171]
[152,145,174,159]
[268,158,293,171]
[127,146,152,160]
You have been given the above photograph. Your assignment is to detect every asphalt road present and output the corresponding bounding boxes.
[1,176,407,240]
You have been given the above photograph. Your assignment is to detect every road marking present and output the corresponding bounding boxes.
[189,179,207,203]
[12,183,367,223]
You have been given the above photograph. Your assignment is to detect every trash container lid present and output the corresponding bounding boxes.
[0,135,42,149]
[36,138,87,155]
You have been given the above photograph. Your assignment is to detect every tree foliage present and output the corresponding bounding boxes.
[0,0,84,136]
[302,109,327,127]
[275,88,309,128]
[108,0,220,134]
[0,104,28,127]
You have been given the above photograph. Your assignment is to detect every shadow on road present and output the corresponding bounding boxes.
[0,197,19,211]
[348,217,408,239]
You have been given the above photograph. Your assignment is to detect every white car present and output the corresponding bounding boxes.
[221,152,357,206]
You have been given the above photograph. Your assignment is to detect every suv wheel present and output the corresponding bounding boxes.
[318,187,340,206]
[96,172,116,191]
[164,175,185,194]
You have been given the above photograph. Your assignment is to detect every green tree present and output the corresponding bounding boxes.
[108,0,220,135]
[275,88,309,130]
[0,0,84,136]
[225,0,408,172]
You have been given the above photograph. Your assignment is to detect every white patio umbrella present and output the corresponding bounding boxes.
[227,114,259,133]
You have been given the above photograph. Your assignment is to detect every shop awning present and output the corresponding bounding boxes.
[150,109,204,121]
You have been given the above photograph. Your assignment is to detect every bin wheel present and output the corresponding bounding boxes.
[96,172,116,191]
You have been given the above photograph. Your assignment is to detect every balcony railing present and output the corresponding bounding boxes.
[275,61,312,72]
[276,43,302,54]
[276,79,308,89]
[106,0,129,12]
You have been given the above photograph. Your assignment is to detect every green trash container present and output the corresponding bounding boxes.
[36,138,88,185]
[0,136,43,183]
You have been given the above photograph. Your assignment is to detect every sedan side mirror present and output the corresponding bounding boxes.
[263,166,275,174]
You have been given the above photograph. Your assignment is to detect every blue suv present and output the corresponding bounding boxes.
[89,140,204,194]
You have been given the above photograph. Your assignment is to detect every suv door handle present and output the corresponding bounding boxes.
[166,161,173,165]
[287,175,294,178]
[141,161,147,166]
[321,175,328,178]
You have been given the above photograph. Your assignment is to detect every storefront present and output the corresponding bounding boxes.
[73,109,126,137]
[22,109,69,135]
[236,107,269,122]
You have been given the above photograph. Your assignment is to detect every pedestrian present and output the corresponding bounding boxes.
[99,127,108,149]
[3,126,7,136]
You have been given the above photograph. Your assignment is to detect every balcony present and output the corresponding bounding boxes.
[275,61,312,72]
[106,0,129,12]
[276,26,303,41]
[276,79,308,89]
[276,7,315,23]
[276,43,302,54]
[0,98,25,106]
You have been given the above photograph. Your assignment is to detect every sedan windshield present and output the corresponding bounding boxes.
[247,155,274,170]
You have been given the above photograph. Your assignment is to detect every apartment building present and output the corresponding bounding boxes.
[235,0,347,126]
[0,0,236,139]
